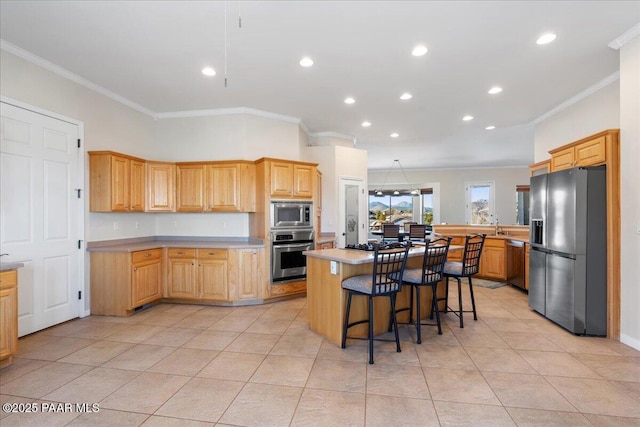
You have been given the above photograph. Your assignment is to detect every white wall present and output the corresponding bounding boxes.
[534,82,620,162]
[368,167,530,225]
[619,36,640,350]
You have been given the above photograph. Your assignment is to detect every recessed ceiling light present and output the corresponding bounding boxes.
[390,133,399,138]
[344,97,355,104]
[362,121,371,127]
[412,45,428,56]
[485,125,496,130]
[462,115,474,121]
[400,93,413,100]
[299,57,314,67]
[488,86,502,94]
[536,33,557,45]
[201,67,216,77]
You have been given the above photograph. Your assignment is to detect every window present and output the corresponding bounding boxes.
[369,188,433,230]
[465,181,495,224]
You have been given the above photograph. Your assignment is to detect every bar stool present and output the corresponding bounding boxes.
[408,224,427,243]
[441,234,486,328]
[390,237,451,342]
[341,242,410,364]
[382,224,401,242]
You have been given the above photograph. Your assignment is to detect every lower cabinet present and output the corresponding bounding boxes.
[478,238,507,281]
[0,270,18,368]
[524,243,530,290]
[237,249,260,299]
[132,249,163,308]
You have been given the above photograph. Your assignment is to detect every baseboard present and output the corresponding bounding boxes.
[620,333,640,351]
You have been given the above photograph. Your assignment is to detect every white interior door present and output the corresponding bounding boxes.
[338,178,366,248]
[1,102,82,336]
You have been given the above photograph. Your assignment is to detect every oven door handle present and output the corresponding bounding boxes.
[273,242,314,250]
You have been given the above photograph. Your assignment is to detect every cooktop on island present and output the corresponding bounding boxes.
[344,242,413,251]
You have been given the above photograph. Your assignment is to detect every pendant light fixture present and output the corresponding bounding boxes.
[374,159,420,196]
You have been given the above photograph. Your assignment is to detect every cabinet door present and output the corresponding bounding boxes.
[207,164,240,211]
[0,284,18,361]
[132,260,162,308]
[199,259,228,300]
[524,244,530,290]
[111,155,130,211]
[551,147,575,172]
[481,246,506,280]
[270,162,293,197]
[447,236,465,262]
[238,249,259,299]
[168,258,197,299]
[146,162,175,211]
[176,165,206,211]
[130,159,146,211]
[293,165,313,198]
[575,136,606,167]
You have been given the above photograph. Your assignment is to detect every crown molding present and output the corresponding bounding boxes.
[155,107,303,125]
[608,23,640,50]
[1,39,156,118]
[310,131,356,142]
[532,71,620,125]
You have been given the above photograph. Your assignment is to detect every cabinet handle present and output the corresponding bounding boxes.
[177,251,185,255]
[133,267,137,271]
[145,253,151,257]
[208,252,216,255]
[199,263,202,267]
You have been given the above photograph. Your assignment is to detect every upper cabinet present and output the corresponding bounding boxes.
[548,131,614,172]
[262,159,317,199]
[146,161,175,212]
[207,162,256,212]
[176,161,256,212]
[89,151,145,212]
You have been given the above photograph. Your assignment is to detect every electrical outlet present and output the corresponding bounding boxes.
[330,261,338,275]
[637,220,640,235]
[113,221,119,230]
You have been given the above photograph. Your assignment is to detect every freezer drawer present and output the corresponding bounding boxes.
[545,253,582,333]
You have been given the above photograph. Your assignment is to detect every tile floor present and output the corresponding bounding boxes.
[1,284,639,426]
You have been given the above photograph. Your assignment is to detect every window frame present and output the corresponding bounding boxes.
[465,181,496,225]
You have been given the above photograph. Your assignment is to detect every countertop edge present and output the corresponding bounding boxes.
[0,262,25,271]
[87,239,265,252]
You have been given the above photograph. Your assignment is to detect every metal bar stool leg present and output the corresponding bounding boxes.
[468,277,478,321]
[431,282,442,335]
[390,293,401,353]
[457,277,464,328]
[415,285,422,344]
[368,295,374,365]
[342,292,353,349]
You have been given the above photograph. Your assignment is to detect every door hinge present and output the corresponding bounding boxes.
[78,240,83,249]
[75,188,82,198]
[78,291,82,300]
[77,139,81,148]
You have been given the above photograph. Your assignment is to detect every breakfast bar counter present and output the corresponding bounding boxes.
[304,246,459,346]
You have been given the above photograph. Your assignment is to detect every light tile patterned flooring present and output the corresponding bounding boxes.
[1,284,639,426]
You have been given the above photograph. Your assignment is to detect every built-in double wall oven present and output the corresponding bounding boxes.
[270,201,314,283]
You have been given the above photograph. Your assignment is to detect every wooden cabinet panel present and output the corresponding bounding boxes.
[131,258,162,308]
[446,236,465,262]
[199,259,228,300]
[0,270,18,367]
[130,160,146,211]
[524,244,530,290]
[270,162,294,197]
[89,151,146,212]
[551,147,575,171]
[168,258,197,299]
[481,245,506,280]
[131,248,162,264]
[317,241,334,250]
[176,164,206,211]
[293,164,313,197]
[146,162,175,212]
[529,160,551,176]
[237,249,259,299]
[575,136,606,166]
[207,164,240,211]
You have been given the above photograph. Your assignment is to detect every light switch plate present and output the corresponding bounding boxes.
[330,261,338,275]
[636,220,640,235]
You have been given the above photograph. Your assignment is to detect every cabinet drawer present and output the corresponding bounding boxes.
[198,249,228,260]
[0,270,17,289]
[132,248,163,264]
[168,248,197,258]
[484,238,506,248]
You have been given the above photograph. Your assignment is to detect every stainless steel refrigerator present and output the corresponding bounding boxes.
[528,166,607,336]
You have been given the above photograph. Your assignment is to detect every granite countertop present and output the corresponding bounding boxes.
[87,236,265,253]
[304,247,426,264]
[0,262,25,271]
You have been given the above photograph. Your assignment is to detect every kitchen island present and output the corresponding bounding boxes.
[304,246,460,346]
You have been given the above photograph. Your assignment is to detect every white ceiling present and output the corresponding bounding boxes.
[1,1,638,169]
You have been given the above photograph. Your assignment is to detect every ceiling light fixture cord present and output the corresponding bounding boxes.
[238,0,242,28]
[396,160,413,192]
[224,0,228,87]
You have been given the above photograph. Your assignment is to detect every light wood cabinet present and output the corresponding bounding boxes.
[317,241,334,250]
[167,248,229,301]
[445,236,465,262]
[146,162,175,212]
[549,134,606,172]
[529,160,551,176]
[198,249,228,300]
[478,238,507,281]
[524,243,530,291]
[237,249,260,299]
[131,249,163,308]
[176,163,207,212]
[266,160,316,199]
[91,249,163,316]
[166,248,197,299]
[89,151,146,212]
[0,270,18,368]
[206,162,256,212]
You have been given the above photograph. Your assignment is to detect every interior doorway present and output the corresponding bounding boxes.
[338,178,366,248]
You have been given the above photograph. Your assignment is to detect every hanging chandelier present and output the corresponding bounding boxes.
[374,159,420,196]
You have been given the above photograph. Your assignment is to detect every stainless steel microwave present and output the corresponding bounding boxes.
[270,201,313,229]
